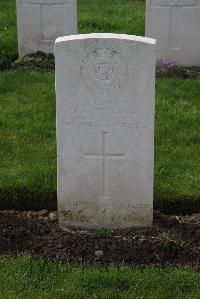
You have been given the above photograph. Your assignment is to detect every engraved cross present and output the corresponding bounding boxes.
[158,0,196,49]
[84,132,125,200]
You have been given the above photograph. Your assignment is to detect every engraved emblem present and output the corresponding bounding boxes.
[81,48,128,95]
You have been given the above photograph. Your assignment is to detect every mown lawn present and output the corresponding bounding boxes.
[0,256,200,299]
[0,71,56,208]
[78,0,145,35]
[0,71,200,212]
[0,0,17,69]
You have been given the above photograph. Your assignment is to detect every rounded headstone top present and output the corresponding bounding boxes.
[55,33,156,45]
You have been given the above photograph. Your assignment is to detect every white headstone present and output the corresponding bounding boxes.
[16,0,77,57]
[55,33,156,229]
[146,0,200,66]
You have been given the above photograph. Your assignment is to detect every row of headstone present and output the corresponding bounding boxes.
[15,1,198,229]
[17,0,200,66]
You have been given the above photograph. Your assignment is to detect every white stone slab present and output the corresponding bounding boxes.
[146,0,200,66]
[55,33,156,229]
[16,0,77,57]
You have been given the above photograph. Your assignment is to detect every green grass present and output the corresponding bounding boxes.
[78,0,145,35]
[0,0,18,69]
[155,78,200,212]
[0,256,199,299]
[0,0,145,68]
[0,71,56,209]
[0,71,200,211]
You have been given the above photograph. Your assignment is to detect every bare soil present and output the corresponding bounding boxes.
[0,210,199,267]
[156,66,200,78]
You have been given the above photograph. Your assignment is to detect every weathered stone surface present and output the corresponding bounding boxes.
[55,33,156,229]
[146,0,200,66]
[16,0,77,57]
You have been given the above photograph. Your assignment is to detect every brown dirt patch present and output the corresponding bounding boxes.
[156,66,200,78]
[0,210,199,266]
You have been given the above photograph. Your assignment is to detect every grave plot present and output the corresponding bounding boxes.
[0,210,199,267]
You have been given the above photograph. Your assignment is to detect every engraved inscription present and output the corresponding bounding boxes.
[59,119,144,129]
[61,201,151,209]
[59,99,146,129]
[84,132,125,200]
[80,48,128,95]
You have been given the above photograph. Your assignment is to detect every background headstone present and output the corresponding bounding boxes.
[55,33,156,229]
[16,0,77,57]
[146,0,200,66]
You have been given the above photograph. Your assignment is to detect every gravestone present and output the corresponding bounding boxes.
[55,33,156,229]
[16,0,77,57]
[146,0,200,66]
